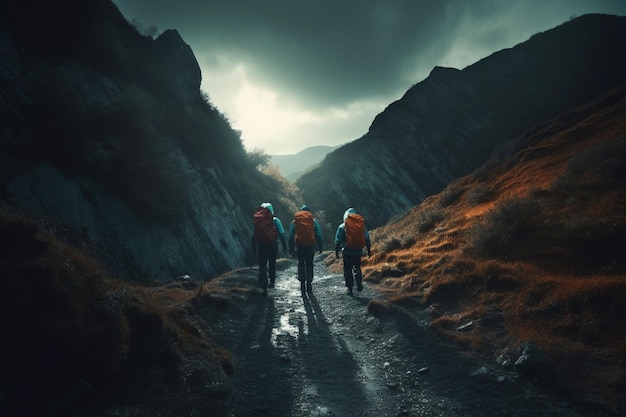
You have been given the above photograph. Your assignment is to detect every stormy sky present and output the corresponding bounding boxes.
[112,0,626,155]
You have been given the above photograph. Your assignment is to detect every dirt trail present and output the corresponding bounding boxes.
[209,254,609,417]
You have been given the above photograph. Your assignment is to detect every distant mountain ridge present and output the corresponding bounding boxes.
[296,14,626,228]
[271,145,340,181]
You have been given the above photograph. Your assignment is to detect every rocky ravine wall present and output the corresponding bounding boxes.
[6,162,250,282]
[0,2,253,281]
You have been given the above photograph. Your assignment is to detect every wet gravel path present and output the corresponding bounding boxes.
[209,254,611,417]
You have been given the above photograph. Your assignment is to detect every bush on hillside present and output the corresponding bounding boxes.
[439,181,465,207]
[247,148,271,169]
[466,183,494,205]
[417,203,445,233]
[379,236,403,253]
[468,197,541,260]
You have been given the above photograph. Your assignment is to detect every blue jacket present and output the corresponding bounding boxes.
[334,208,371,256]
[273,217,287,250]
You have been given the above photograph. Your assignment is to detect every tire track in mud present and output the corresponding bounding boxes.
[211,254,612,417]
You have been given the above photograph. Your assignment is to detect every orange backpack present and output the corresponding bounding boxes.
[253,206,277,244]
[345,213,366,250]
[294,210,316,246]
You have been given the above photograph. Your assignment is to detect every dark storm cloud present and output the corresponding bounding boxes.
[114,0,626,109]
[116,1,451,107]
[112,0,626,153]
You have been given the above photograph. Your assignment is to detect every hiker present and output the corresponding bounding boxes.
[335,207,371,295]
[288,205,323,293]
[252,202,287,294]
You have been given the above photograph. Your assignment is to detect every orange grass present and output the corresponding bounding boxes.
[365,85,626,409]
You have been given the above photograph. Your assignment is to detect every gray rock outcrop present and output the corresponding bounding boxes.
[154,29,202,101]
[6,162,249,281]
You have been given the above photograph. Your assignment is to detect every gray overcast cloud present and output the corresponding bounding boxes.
[112,0,626,154]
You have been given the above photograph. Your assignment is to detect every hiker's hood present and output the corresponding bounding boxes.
[300,205,311,212]
[343,207,356,221]
[261,202,274,215]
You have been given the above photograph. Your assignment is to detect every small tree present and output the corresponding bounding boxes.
[246,147,271,169]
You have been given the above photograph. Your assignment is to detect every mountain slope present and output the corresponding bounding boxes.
[359,82,626,412]
[0,0,298,281]
[296,14,626,229]
[271,145,339,182]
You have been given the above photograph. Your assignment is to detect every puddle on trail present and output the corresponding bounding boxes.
[270,270,305,346]
[271,313,301,344]
[270,272,337,347]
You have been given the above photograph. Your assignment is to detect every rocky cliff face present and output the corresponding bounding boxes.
[297,14,626,229]
[0,0,296,281]
[5,162,251,281]
[154,29,202,102]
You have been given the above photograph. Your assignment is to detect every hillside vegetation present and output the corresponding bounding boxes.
[359,84,626,410]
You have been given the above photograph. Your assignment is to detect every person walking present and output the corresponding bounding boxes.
[335,207,371,295]
[288,205,323,293]
[252,202,287,294]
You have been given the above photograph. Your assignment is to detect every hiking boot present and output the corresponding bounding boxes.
[346,288,353,295]
[357,283,363,292]
[306,281,312,292]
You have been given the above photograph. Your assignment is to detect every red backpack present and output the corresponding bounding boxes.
[345,213,366,250]
[253,206,277,244]
[294,210,316,246]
